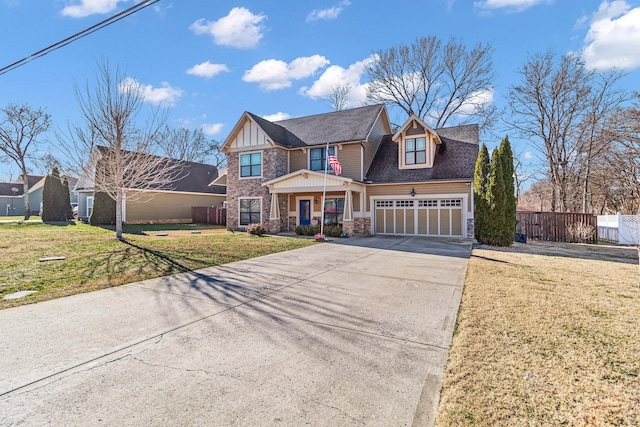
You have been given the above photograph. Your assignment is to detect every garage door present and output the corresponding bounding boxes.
[374,199,463,237]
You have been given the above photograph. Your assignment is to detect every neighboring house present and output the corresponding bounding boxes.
[0,175,45,216]
[27,174,78,216]
[76,148,226,224]
[222,104,479,238]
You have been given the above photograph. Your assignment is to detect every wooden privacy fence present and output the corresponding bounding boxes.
[192,206,226,226]
[516,211,598,244]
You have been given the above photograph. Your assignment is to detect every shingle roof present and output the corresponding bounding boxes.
[365,124,479,183]
[96,146,225,195]
[0,175,44,196]
[248,104,386,148]
[0,182,24,196]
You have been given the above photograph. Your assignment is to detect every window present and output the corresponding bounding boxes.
[86,196,94,217]
[240,152,262,177]
[405,137,426,165]
[323,198,344,226]
[239,198,261,226]
[310,147,336,171]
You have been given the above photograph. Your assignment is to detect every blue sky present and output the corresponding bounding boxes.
[0,0,639,180]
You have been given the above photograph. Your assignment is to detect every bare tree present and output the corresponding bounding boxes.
[156,126,225,167]
[506,49,628,212]
[0,103,51,219]
[69,62,185,240]
[325,83,352,111]
[365,36,496,130]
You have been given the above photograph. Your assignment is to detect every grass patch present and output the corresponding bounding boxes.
[0,222,316,309]
[437,240,640,426]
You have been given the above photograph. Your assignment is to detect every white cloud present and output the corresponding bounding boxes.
[456,89,495,116]
[473,0,551,12]
[61,0,122,18]
[186,61,230,78]
[263,112,291,122]
[201,123,223,136]
[299,56,375,107]
[119,77,183,107]
[190,7,266,49]
[307,0,351,22]
[243,55,329,91]
[583,1,640,70]
[524,151,534,159]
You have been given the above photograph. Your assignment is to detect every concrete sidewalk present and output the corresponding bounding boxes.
[0,235,471,426]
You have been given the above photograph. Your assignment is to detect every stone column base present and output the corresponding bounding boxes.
[268,219,281,234]
[342,220,354,237]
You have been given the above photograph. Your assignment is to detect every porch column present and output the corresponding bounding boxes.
[342,190,354,237]
[269,193,280,219]
[268,192,281,234]
[343,190,353,221]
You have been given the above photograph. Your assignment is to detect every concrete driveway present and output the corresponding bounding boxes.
[0,235,471,426]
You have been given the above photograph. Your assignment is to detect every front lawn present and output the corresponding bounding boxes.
[0,222,316,309]
[437,240,639,426]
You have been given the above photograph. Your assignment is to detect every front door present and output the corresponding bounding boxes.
[299,199,311,225]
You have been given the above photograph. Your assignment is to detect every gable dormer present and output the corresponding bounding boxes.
[392,115,441,169]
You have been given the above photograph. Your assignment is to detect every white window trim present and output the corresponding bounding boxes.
[238,196,262,226]
[86,196,94,218]
[399,135,431,170]
[308,146,337,172]
[239,150,264,180]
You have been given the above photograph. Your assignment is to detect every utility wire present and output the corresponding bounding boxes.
[0,0,159,76]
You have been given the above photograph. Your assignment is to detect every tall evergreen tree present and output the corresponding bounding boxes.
[473,144,490,243]
[486,149,507,246]
[498,136,516,243]
[62,177,73,220]
[42,168,68,222]
[89,192,116,225]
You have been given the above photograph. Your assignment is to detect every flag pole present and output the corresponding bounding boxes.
[320,140,329,239]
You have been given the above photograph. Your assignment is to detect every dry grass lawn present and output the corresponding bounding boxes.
[437,240,639,426]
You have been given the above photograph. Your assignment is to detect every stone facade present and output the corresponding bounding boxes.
[342,220,354,236]
[226,147,288,230]
[353,216,371,235]
[467,218,475,240]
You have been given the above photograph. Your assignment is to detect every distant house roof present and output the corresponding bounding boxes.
[365,124,479,183]
[0,175,45,196]
[246,104,387,149]
[94,146,225,195]
[0,182,24,196]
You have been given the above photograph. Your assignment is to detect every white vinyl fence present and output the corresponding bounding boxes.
[597,213,640,245]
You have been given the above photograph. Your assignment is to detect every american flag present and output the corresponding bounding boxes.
[328,154,342,175]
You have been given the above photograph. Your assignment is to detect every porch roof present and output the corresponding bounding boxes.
[262,169,365,194]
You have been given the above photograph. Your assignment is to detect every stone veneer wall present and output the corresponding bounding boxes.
[226,147,289,230]
[353,217,371,235]
[467,218,474,239]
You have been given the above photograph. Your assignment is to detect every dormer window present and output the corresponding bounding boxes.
[393,115,441,170]
[405,137,426,165]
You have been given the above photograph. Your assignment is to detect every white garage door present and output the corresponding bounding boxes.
[374,198,463,237]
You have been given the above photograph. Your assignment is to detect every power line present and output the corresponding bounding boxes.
[0,0,160,76]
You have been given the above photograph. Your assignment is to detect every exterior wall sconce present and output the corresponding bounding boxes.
[314,196,318,204]
[410,187,416,197]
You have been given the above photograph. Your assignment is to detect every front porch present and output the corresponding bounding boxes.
[262,169,369,236]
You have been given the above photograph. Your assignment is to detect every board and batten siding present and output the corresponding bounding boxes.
[229,118,273,150]
[125,192,225,222]
[365,181,472,212]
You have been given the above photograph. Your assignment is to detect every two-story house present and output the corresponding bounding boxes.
[222,104,479,238]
